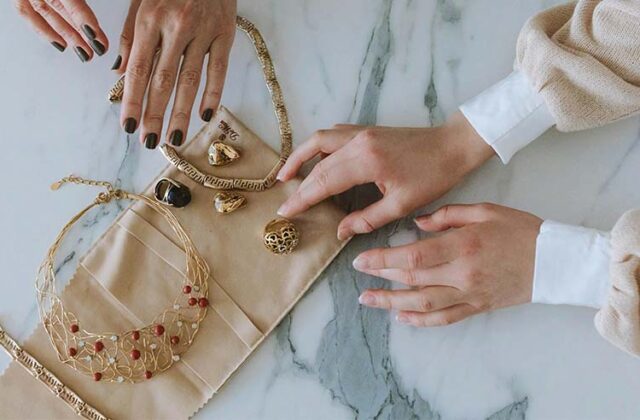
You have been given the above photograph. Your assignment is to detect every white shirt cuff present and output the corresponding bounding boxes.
[532,220,611,308]
[459,70,555,164]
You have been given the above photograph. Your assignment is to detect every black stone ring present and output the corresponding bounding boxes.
[154,178,192,208]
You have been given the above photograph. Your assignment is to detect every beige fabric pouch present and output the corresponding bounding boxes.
[0,107,348,419]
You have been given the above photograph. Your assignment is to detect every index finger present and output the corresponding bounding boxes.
[353,234,459,271]
[277,146,369,217]
[58,0,109,55]
[277,128,358,182]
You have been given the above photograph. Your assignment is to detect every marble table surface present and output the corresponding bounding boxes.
[1,1,640,419]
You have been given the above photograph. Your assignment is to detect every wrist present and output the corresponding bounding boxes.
[442,111,495,176]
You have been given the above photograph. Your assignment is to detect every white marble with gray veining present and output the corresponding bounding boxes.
[1,1,639,419]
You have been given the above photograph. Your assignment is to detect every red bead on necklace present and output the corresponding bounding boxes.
[154,324,165,336]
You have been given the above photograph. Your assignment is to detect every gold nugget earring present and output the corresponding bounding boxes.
[208,141,240,166]
[214,192,247,214]
[264,218,299,255]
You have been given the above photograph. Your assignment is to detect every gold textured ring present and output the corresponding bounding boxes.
[264,218,299,255]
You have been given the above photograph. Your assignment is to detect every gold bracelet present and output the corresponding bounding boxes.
[0,324,109,419]
[37,175,210,384]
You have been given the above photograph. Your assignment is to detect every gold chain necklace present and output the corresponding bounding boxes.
[36,175,210,384]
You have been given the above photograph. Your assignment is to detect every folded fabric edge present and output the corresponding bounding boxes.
[187,235,352,419]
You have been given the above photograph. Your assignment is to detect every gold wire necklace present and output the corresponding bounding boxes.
[37,175,210,384]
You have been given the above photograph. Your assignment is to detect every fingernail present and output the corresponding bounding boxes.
[144,133,158,150]
[358,292,376,306]
[90,39,105,56]
[51,41,65,52]
[352,255,368,270]
[74,47,89,63]
[201,108,213,122]
[414,214,431,224]
[111,55,122,70]
[170,130,184,146]
[82,24,96,40]
[123,118,137,134]
[396,314,410,324]
[277,202,290,217]
[337,228,353,241]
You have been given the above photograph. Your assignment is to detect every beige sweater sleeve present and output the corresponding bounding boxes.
[595,211,640,357]
[515,0,640,131]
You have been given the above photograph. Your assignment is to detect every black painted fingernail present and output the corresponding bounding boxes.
[170,130,184,146]
[90,39,105,56]
[74,47,89,62]
[123,118,137,133]
[111,55,122,70]
[51,41,65,52]
[82,24,96,40]
[201,108,213,122]
[145,133,159,150]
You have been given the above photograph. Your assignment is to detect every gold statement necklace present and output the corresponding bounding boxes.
[36,176,210,384]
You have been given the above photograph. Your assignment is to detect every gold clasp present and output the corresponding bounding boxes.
[94,192,111,204]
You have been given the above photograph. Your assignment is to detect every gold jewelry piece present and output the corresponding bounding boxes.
[0,323,109,420]
[40,175,210,384]
[208,141,240,166]
[214,192,246,214]
[157,16,292,192]
[107,74,124,103]
[263,218,299,255]
[154,178,192,208]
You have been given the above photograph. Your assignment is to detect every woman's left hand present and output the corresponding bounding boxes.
[354,203,542,326]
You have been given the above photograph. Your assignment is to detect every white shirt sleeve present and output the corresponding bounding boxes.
[459,70,555,164]
[532,220,611,308]
[459,73,611,309]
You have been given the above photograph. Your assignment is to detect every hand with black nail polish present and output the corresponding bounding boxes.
[116,0,237,149]
[14,0,109,62]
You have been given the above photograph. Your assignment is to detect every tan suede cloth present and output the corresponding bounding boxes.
[0,107,348,419]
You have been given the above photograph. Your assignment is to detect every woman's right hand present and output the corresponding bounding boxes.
[14,0,109,61]
[277,112,496,240]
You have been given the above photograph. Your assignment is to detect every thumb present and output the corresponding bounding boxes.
[337,196,408,240]
[415,203,495,232]
[112,0,140,73]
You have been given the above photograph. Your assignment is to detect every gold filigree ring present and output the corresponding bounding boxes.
[263,218,299,255]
